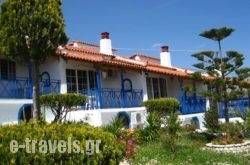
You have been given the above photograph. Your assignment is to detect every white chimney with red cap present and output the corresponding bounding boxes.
[100,32,112,55]
[160,46,171,67]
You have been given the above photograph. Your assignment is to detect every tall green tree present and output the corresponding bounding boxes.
[0,0,68,121]
[191,27,250,123]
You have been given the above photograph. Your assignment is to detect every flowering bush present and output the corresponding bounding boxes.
[117,129,140,158]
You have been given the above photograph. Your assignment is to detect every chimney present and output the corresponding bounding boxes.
[100,32,112,55]
[160,46,171,67]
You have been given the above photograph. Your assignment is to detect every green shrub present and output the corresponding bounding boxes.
[203,102,220,133]
[117,129,139,159]
[243,109,250,138]
[102,117,124,139]
[212,122,244,145]
[102,117,139,159]
[0,122,124,165]
[165,111,181,152]
[143,98,180,114]
[137,112,162,143]
[40,93,87,123]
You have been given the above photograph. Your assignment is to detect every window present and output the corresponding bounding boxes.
[66,69,96,93]
[66,69,76,93]
[146,77,167,99]
[0,59,16,79]
[77,70,88,91]
[152,78,159,98]
[146,77,152,99]
[88,70,96,89]
[159,78,167,97]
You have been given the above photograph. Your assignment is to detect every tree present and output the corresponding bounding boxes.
[191,27,250,123]
[0,0,68,121]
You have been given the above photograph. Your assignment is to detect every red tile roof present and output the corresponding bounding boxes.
[130,53,160,64]
[56,43,193,78]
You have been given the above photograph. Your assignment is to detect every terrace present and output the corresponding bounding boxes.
[0,77,249,117]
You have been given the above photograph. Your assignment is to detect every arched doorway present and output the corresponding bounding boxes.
[117,111,130,128]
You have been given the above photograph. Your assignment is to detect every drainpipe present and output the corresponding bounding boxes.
[96,68,102,109]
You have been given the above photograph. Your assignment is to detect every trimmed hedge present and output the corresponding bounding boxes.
[143,98,180,114]
[0,122,125,165]
[40,93,87,122]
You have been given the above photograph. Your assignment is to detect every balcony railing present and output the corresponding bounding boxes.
[178,96,207,114]
[80,88,143,109]
[178,94,250,117]
[219,97,250,118]
[0,77,60,99]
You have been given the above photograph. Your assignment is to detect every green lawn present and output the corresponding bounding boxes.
[132,132,250,165]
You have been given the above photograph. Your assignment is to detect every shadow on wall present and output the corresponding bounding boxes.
[17,104,32,123]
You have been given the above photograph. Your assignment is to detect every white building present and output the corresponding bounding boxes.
[0,32,210,127]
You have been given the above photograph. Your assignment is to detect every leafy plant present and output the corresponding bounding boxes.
[0,122,124,165]
[102,117,124,139]
[242,109,250,138]
[203,102,220,133]
[212,122,244,145]
[137,112,162,143]
[117,129,139,159]
[40,93,87,123]
[165,111,181,152]
[143,98,180,114]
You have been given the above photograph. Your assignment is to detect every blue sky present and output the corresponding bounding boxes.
[63,0,249,69]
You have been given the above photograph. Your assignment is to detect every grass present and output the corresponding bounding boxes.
[132,131,250,165]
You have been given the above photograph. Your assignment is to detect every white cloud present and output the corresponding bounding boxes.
[151,43,162,48]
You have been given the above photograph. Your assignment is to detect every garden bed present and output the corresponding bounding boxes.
[204,140,250,154]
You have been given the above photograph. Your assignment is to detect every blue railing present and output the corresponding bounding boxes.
[0,77,60,99]
[219,97,249,118]
[40,79,61,95]
[178,94,250,117]
[178,96,207,114]
[80,88,143,109]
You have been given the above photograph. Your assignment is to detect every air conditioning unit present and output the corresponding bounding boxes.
[130,111,146,128]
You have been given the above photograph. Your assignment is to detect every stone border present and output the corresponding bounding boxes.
[204,140,250,154]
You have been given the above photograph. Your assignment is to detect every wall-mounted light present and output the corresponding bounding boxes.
[102,71,107,79]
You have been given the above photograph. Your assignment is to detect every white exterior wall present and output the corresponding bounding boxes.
[58,58,67,93]
[40,56,61,80]
[122,71,148,101]
[101,70,121,89]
